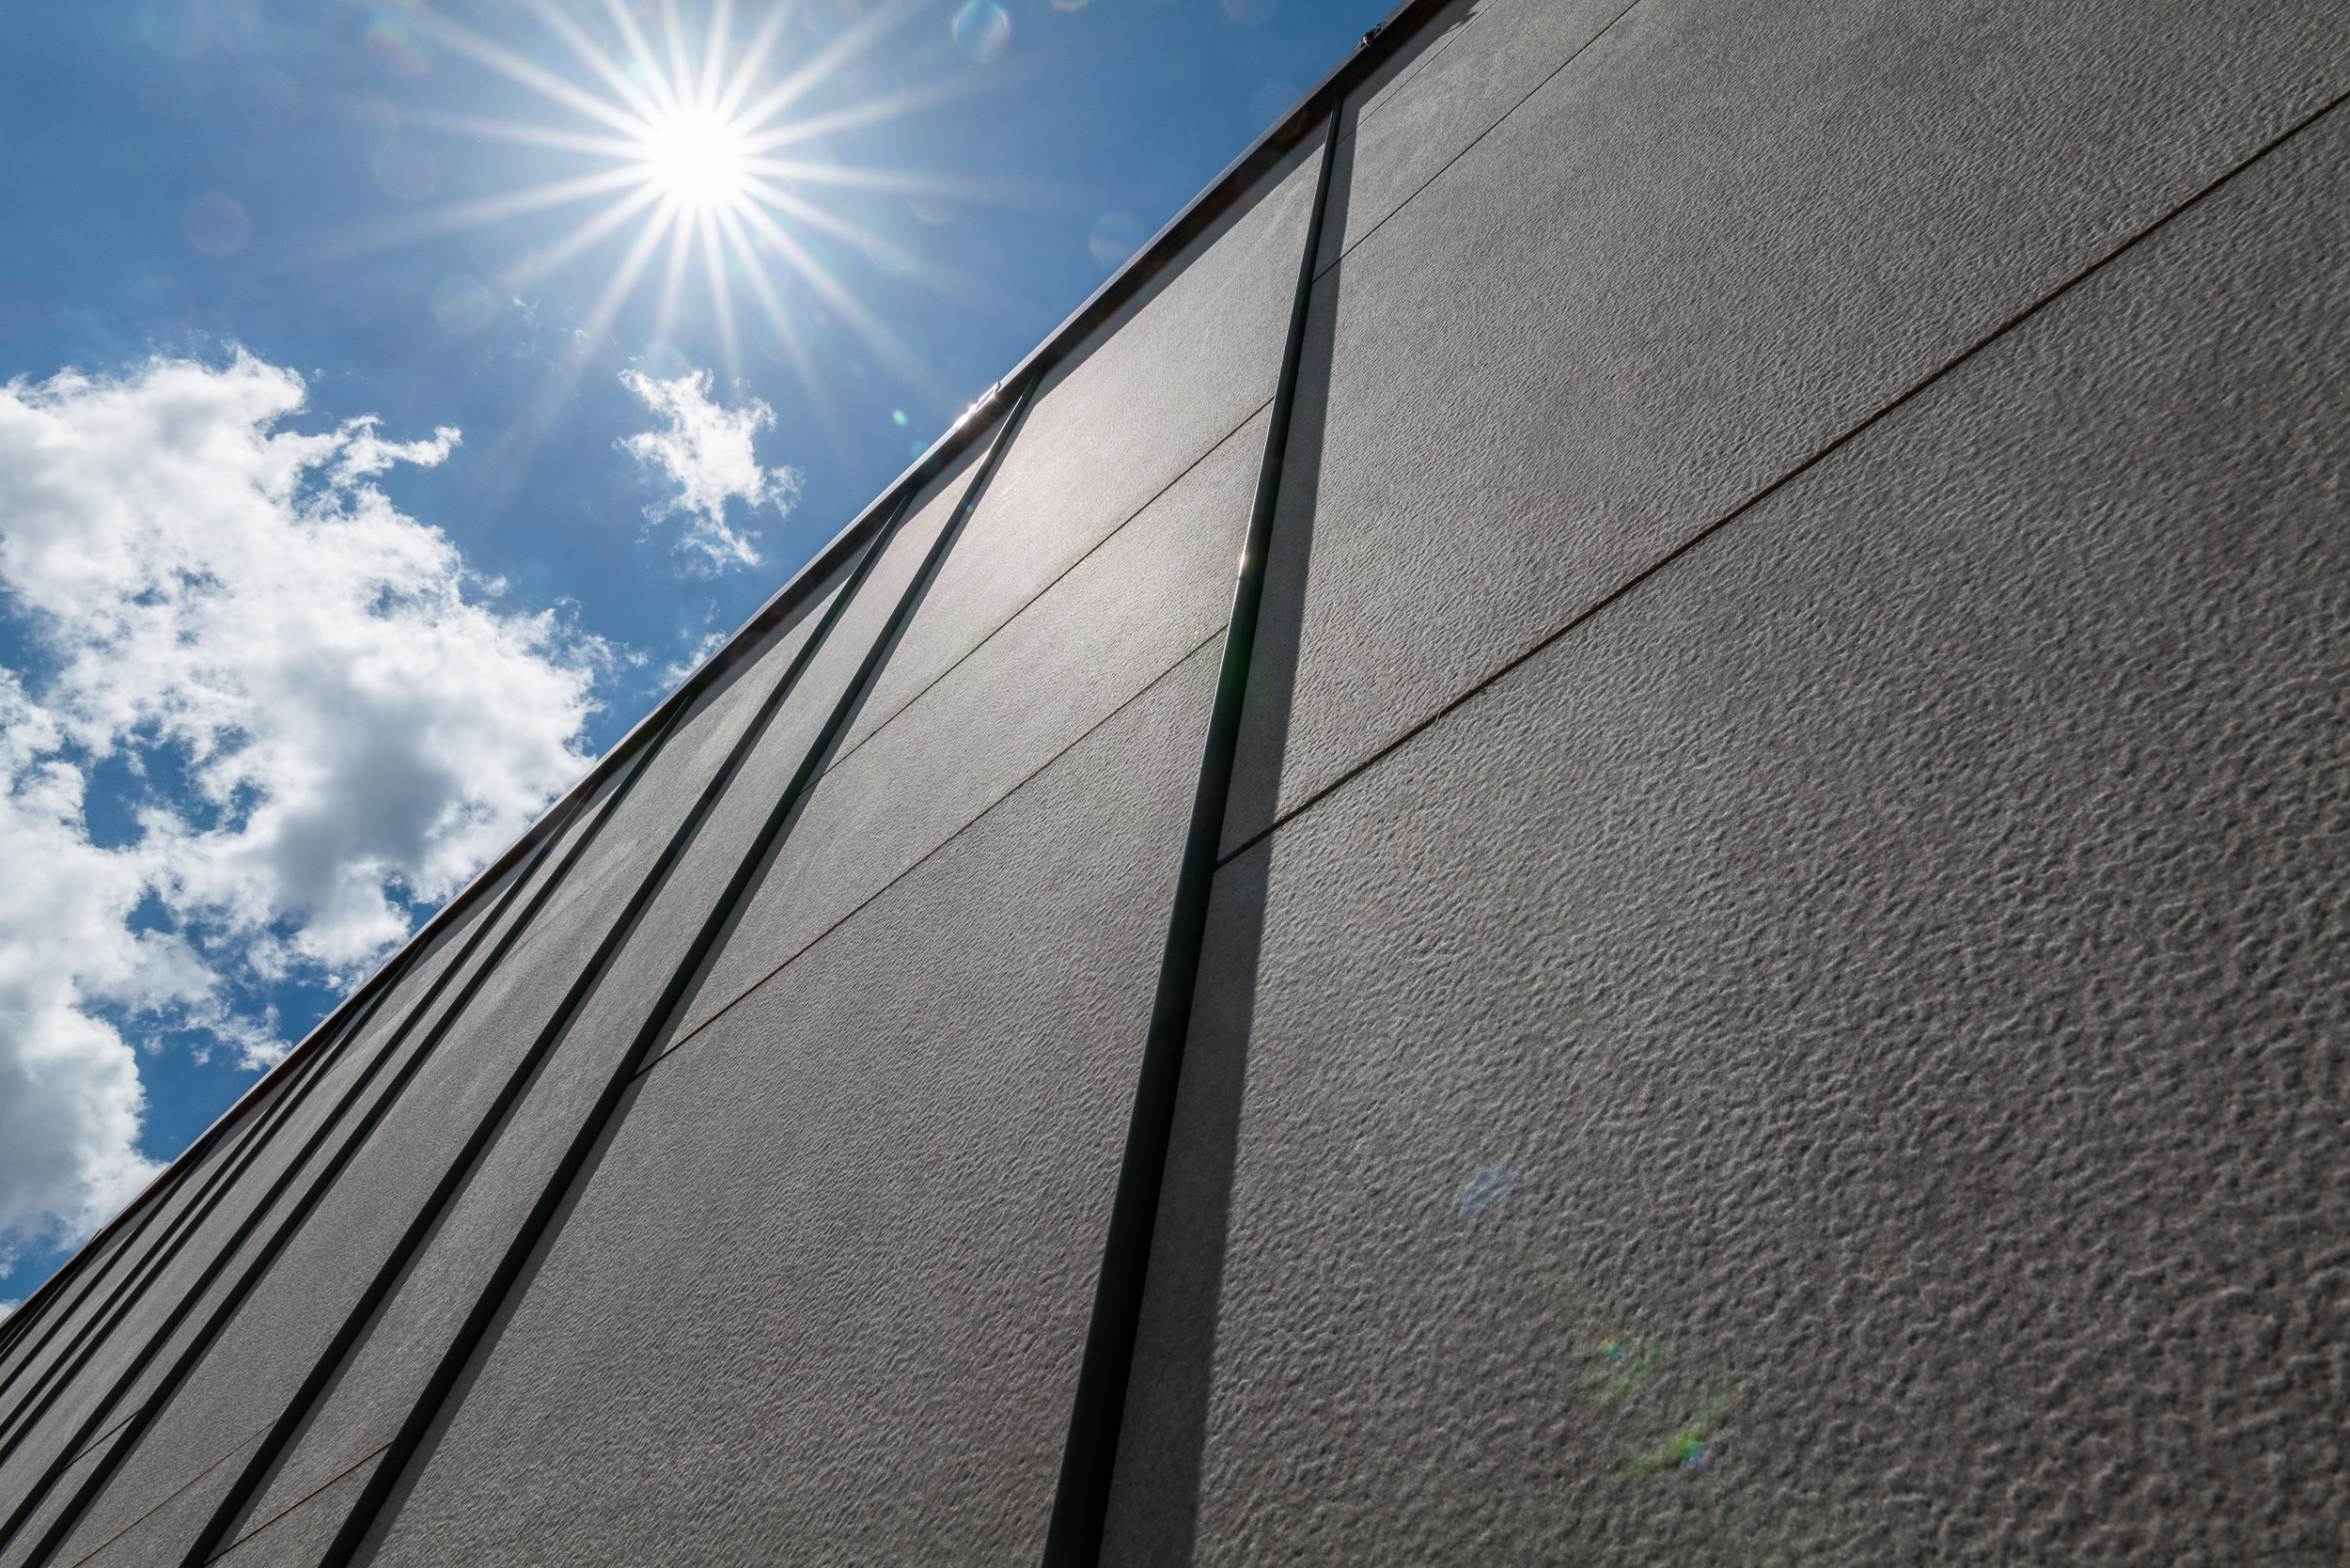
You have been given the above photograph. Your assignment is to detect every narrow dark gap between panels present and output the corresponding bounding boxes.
[225,1444,389,1558]
[0,1058,304,1378]
[68,1407,139,1466]
[0,1035,330,1448]
[0,19,1458,1355]
[168,604,863,1568]
[0,1099,243,1377]
[821,397,1277,791]
[646,620,1233,1080]
[1318,0,1646,283]
[0,839,552,1427]
[0,951,415,1397]
[0,760,610,1568]
[1223,77,2350,877]
[0,986,394,1488]
[313,377,1043,1568]
[0,951,372,1371]
[0,1167,176,1364]
[1039,99,1344,1568]
[0,440,889,1366]
[50,1419,274,1568]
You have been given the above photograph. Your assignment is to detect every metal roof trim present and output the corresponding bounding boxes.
[8,0,1458,1334]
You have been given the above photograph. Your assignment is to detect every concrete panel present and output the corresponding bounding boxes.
[3,771,639,1559]
[0,886,498,1424]
[0,1093,258,1434]
[175,454,986,1534]
[838,139,1321,759]
[41,906,629,1555]
[15,285,876,1568]
[1127,104,2350,1565]
[665,423,1007,1043]
[0,849,539,1520]
[1347,0,1475,128]
[212,1457,373,1566]
[0,1425,120,1568]
[0,1224,135,1383]
[367,642,1221,1567]
[521,558,856,942]
[1331,0,1629,263]
[1226,0,2350,852]
[236,681,872,1525]
[683,409,1261,1034]
[54,1434,262,1568]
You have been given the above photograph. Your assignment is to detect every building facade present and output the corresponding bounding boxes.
[4,0,2348,1560]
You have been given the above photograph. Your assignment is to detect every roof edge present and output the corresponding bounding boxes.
[7,0,1456,1334]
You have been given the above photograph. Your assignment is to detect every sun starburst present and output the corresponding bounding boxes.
[337,0,1010,469]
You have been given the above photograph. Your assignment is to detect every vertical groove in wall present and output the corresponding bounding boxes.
[0,766,609,1566]
[3,4,1452,1390]
[164,682,735,1568]
[0,1025,343,1457]
[1038,101,1344,1568]
[0,1132,206,1372]
[0,962,382,1378]
[0,1032,329,1437]
[317,376,1042,1568]
[0,983,397,1554]
[181,515,894,1568]
[0,980,399,1485]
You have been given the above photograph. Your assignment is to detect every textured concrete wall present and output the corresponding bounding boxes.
[4,0,2345,1562]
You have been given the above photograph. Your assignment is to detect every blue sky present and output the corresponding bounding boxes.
[0,0,1386,1309]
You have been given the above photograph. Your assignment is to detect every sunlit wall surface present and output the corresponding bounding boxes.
[6,0,2350,1561]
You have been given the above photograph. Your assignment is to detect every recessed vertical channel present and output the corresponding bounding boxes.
[313,373,1042,1568]
[170,535,899,1568]
[1041,99,1345,1568]
[0,996,360,1456]
[0,776,612,1566]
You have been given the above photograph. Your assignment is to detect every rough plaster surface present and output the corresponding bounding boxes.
[1121,99,2350,1568]
[366,647,1219,1567]
[1225,0,2350,854]
[12,0,2349,1560]
[688,409,1261,1030]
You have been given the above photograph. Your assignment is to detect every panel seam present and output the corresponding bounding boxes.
[1040,99,1346,1568]
[1317,0,1647,279]
[51,1420,271,1568]
[0,985,400,1499]
[0,737,642,1566]
[218,1444,389,1557]
[175,503,893,1568]
[2,1056,321,1456]
[1223,77,2350,870]
[1345,0,1473,126]
[821,400,1278,784]
[307,381,1044,1568]
[0,1068,290,1388]
[646,622,1231,1074]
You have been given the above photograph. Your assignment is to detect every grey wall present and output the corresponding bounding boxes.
[5,1,2345,1562]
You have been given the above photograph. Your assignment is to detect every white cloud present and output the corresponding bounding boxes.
[0,352,602,1269]
[661,628,730,686]
[619,369,800,571]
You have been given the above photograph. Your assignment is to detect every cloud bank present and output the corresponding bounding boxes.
[619,370,800,570]
[0,353,600,1271]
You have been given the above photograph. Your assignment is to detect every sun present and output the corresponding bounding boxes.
[333,0,1006,463]
[640,111,751,211]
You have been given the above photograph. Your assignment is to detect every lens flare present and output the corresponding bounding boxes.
[951,2,1010,64]
[319,0,1018,471]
